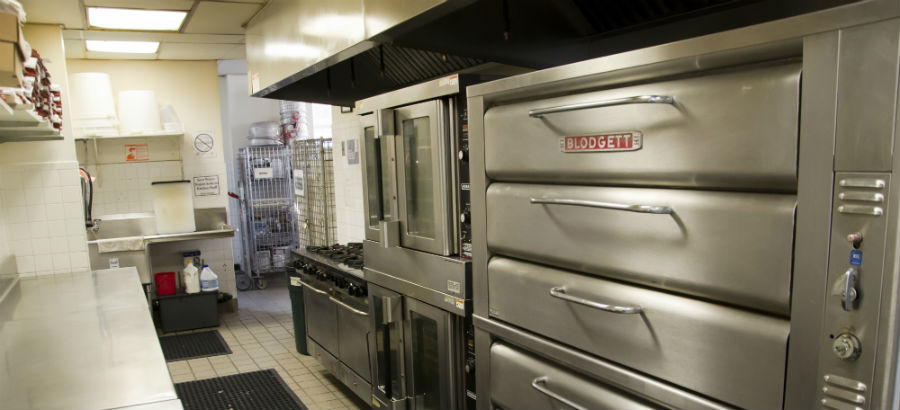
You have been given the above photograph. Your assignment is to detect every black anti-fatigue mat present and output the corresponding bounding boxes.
[175,369,308,410]
[159,330,232,362]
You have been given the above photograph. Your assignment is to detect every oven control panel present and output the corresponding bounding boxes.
[458,102,472,259]
[816,172,891,409]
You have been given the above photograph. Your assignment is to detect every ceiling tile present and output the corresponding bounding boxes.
[157,42,245,60]
[23,0,85,29]
[183,1,261,35]
[83,0,196,11]
[63,39,85,58]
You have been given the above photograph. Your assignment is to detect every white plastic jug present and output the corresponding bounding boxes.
[200,264,219,292]
[183,260,200,294]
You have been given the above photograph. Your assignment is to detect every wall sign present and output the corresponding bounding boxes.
[346,138,359,165]
[125,144,149,161]
[193,130,217,158]
[293,169,305,196]
[193,175,220,196]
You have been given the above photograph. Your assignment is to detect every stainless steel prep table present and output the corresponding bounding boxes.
[0,267,182,410]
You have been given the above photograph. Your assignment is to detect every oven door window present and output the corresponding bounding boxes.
[364,125,384,228]
[402,115,437,239]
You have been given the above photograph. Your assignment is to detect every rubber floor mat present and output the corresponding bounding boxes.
[175,369,308,410]
[159,330,232,361]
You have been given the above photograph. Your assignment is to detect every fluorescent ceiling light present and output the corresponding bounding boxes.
[86,40,160,54]
[88,7,187,31]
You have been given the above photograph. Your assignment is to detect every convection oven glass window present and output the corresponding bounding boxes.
[403,116,436,239]
[372,294,403,400]
[410,311,441,409]
[363,125,382,228]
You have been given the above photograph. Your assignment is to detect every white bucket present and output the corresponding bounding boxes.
[69,73,117,120]
[118,90,162,135]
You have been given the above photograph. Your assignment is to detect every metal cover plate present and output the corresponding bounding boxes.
[559,132,642,152]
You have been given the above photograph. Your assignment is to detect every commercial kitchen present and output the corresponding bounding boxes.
[2,0,900,409]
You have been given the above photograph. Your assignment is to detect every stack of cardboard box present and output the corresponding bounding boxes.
[0,11,25,88]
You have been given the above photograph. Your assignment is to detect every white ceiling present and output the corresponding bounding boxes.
[22,0,267,60]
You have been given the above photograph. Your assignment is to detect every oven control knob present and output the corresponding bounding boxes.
[833,333,862,361]
[460,211,470,224]
[358,286,368,297]
[458,149,468,162]
[347,284,357,294]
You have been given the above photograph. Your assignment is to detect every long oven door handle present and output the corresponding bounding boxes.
[297,279,328,295]
[530,198,673,215]
[550,287,643,314]
[531,377,590,410]
[329,296,369,316]
[528,95,675,118]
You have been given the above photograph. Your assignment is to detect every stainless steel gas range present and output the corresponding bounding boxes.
[294,244,371,403]
[466,1,900,409]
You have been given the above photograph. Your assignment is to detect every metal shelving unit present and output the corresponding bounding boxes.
[237,144,296,289]
[292,138,336,247]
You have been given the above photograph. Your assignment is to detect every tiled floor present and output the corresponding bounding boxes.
[164,275,370,410]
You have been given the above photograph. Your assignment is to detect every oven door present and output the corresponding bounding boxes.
[403,298,460,410]
[361,112,399,243]
[369,284,407,409]
[394,100,455,256]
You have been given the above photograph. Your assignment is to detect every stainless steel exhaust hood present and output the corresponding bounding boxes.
[246,0,861,106]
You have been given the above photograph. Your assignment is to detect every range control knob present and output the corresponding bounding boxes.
[458,149,468,161]
[833,333,862,361]
[460,211,470,224]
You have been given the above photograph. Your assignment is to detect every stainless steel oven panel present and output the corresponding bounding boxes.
[363,240,469,316]
[369,284,407,410]
[488,257,789,410]
[301,280,340,355]
[395,100,455,256]
[476,316,733,410]
[336,294,372,383]
[482,63,801,192]
[486,183,796,315]
[815,172,892,407]
[490,342,661,410]
[403,297,459,410]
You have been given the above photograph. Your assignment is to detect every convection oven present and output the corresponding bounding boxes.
[358,74,489,410]
[467,3,900,409]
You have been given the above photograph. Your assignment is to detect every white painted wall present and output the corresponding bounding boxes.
[330,106,365,244]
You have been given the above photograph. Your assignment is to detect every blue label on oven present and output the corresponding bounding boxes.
[850,250,863,266]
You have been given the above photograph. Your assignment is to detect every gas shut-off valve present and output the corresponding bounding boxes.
[833,332,861,361]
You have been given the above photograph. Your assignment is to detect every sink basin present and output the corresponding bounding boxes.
[85,208,235,283]
[86,213,156,240]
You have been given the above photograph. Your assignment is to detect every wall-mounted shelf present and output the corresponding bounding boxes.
[76,131,185,167]
[74,130,185,142]
[0,100,62,143]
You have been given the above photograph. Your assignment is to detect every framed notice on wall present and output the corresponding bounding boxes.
[193,175,219,196]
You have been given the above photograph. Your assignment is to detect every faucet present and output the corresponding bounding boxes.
[91,219,101,233]
[79,168,95,230]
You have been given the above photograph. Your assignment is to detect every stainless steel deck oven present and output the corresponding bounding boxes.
[467,2,900,409]
[357,74,492,410]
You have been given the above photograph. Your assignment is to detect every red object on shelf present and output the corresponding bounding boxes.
[154,272,176,296]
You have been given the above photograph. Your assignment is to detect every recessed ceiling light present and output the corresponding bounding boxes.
[86,40,160,54]
[87,7,187,31]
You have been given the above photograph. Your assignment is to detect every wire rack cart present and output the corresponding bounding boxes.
[237,144,296,289]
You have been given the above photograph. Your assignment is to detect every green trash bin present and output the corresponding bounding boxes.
[286,263,309,355]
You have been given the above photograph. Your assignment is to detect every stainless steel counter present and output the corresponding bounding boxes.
[0,268,182,410]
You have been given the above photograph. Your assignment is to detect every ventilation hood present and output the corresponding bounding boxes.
[246,0,860,106]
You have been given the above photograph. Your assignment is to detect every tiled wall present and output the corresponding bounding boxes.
[0,189,12,275]
[330,106,365,244]
[83,161,183,216]
[0,161,90,277]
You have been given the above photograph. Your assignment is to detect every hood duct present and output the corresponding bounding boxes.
[248,0,861,106]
